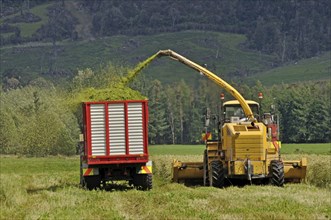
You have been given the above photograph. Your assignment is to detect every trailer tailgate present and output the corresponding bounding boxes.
[83,100,149,165]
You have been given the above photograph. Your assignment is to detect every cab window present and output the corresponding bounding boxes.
[224,104,259,120]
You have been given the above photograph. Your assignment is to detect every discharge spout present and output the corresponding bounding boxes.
[156,49,256,123]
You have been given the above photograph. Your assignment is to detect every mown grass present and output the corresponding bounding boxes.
[1,147,330,219]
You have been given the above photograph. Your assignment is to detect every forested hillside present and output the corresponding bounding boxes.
[1,0,330,87]
[83,0,330,62]
[1,0,330,62]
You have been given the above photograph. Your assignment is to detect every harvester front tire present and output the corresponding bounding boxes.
[210,160,225,188]
[270,160,285,187]
[203,150,209,186]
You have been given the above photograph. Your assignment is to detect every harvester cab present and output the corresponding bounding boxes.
[223,100,259,122]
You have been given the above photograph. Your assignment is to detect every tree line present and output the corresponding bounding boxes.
[0,65,330,156]
[133,77,331,145]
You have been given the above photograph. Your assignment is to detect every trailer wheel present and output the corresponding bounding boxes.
[210,160,225,188]
[83,176,101,190]
[270,160,284,187]
[133,174,152,190]
[203,150,209,186]
[144,174,153,190]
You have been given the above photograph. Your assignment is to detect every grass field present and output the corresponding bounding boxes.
[149,143,331,155]
[280,143,331,155]
[149,144,204,155]
[1,144,330,219]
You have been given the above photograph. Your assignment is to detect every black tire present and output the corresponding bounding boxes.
[133,174,152,190]
[270,160,285,187]
[83,175,101,190]
[203,149,209,186]
[210,160,225,188]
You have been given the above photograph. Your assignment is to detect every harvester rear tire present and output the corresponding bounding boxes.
[203,150,209,186]
[210,160,225,188]
[270,160,285,187]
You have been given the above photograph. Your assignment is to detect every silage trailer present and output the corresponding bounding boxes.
[79,100,152,190]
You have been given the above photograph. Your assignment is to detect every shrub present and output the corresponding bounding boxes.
[0,85,79,156]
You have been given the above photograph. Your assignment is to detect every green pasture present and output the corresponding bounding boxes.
[280,143,331,155]
[149,144,204,155]
[149,143,331,156]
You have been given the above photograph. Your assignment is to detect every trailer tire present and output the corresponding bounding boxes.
[203,150,209,186]
[270,160,284,187]
[144,174,153,190]
[133,174,152,190]
[83,175,101,190]
[210,160,225,188]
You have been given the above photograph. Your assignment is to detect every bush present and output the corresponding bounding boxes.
[0,85,79,156]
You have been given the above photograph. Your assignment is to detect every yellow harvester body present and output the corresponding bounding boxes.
[172,100,307,186]
[132,49,307,187]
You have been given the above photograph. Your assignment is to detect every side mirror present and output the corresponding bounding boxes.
[205,119,210,127]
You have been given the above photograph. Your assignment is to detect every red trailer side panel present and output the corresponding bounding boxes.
[83,100,149,165]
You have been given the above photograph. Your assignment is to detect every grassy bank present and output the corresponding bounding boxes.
[1,152,330,219]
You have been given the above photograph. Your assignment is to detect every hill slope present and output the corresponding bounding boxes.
[0,31,275,85]
[247,52,331,86]
[1,0,329,63]
[1,30,330,87]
